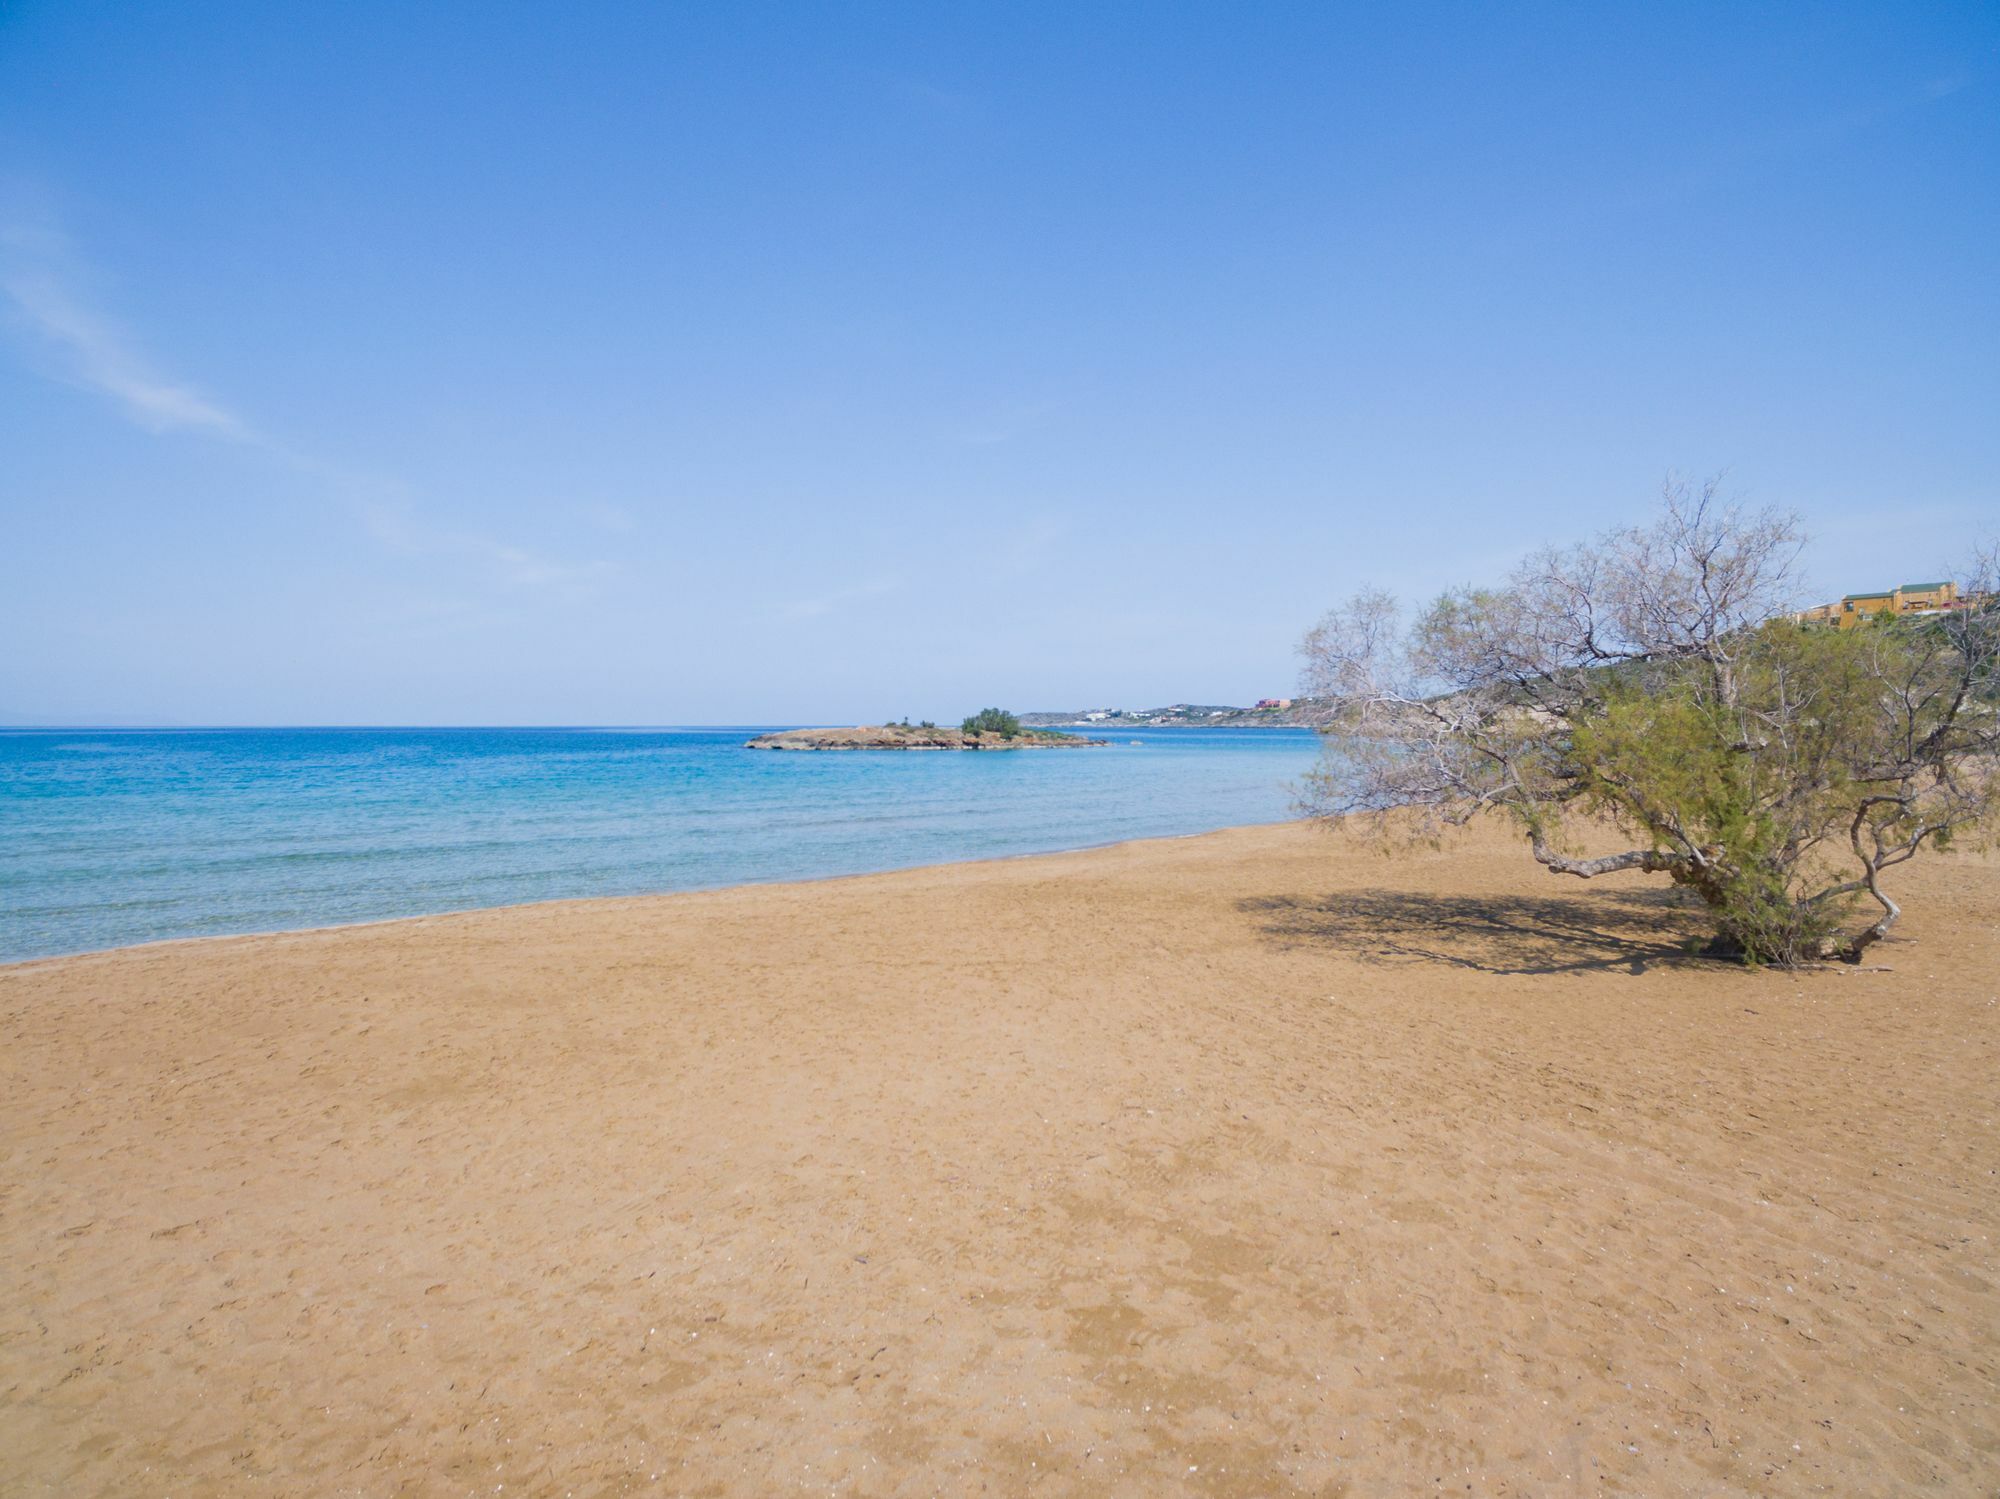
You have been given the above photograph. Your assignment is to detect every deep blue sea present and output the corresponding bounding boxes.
[0,726,1321,962]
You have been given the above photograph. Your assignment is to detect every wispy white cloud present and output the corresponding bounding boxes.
[1590,71,1984,224]
[582,500,636,533]
[2,194,613,596]
[994,514,1071,576]
[780,575,903,621]
[359,502,618,591]
[881,73,978,117]
[0,216,248,439]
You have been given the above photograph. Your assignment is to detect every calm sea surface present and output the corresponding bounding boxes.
[0,726,1321,962]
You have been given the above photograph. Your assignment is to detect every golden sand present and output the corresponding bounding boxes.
[3,819,1996,1494]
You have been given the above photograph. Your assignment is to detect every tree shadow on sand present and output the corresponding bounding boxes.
[1238,886,1713,976]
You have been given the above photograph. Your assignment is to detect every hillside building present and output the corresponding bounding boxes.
[1797,580,1960,629]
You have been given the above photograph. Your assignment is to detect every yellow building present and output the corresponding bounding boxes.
[1801,580,1960,629]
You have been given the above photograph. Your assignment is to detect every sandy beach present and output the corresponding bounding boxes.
[3,818,1996,1496]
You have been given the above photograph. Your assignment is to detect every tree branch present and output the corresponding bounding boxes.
[1529,836,1686,880]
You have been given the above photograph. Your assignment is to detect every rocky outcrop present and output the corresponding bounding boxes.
[745,725,1107,752]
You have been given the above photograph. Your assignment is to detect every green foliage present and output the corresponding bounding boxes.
[1554,620,1967,962]
[961,707,1022,739]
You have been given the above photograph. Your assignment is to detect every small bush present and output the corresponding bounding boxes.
[961,707,1022,739]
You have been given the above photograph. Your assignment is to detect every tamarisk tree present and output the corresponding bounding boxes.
[1298,482,1999,963]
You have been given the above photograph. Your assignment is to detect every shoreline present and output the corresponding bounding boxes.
[0,819,1284,972]
[5,817,1996,1493]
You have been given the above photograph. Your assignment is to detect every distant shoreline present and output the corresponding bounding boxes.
[1023,701,1332,729]
[0,819,1281,971]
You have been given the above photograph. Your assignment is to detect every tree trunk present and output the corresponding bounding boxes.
[1840,865,1901,959]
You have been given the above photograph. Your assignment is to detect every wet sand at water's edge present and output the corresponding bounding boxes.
[3,818,1996,1494]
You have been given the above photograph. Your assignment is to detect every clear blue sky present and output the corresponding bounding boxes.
[2,3,1994,724]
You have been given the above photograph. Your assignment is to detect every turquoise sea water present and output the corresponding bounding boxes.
[0,726,1321,962]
